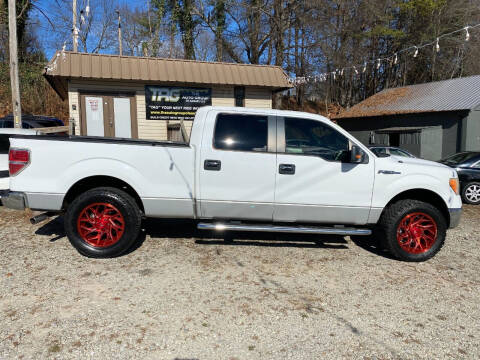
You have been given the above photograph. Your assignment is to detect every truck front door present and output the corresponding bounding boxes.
[274,116,375,225]
[199,111,277,220]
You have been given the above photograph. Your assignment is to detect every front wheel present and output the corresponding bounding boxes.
[378,200,446,262]
[65,187,142,258]
[462,182,480,205]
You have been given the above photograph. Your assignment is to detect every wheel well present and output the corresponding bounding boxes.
[63,176,144,213]
[384,189,450,226]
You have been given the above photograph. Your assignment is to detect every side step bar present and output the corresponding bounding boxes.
[197,222,371,236]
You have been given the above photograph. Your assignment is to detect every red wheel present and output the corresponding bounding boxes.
[396,212,438,254]
[77,202,125,248]
[66,187,141,258]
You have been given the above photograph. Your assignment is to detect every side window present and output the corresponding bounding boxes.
[473,160,480,169]
[389,148,409,157]
[213,113,268,152]
[372,147,387,156]
[284,117,349,161]
[0,135,10,155]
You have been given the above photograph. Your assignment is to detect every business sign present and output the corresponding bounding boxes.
[145,86,212,121]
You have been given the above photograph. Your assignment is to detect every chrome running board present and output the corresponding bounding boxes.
[197,222,371,236]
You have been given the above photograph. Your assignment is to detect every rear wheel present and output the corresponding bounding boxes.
[462,182,480,205]
[378,200,446,262]
[65,187,142,258]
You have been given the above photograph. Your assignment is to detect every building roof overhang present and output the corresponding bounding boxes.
[44,51,293,100]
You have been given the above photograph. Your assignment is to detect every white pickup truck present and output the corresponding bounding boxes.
[2,106,462,261]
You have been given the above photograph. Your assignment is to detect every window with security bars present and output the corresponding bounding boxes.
[167,124,185,142]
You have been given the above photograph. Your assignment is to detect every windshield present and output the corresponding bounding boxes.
[441,152,479,165]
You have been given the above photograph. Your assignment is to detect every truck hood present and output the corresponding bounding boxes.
[390,155,451,170]
[377,155,458,178]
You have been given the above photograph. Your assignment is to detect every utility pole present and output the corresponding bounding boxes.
[72,0,78,52]
[116,10,122,55]
[8,0,22,128]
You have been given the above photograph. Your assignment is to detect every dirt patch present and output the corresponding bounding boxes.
[0,205,479,359]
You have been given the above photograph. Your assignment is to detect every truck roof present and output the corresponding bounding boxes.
[195,106,329,121]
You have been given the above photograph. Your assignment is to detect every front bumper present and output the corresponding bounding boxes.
[0,191,27,210]
[448,208,462,229]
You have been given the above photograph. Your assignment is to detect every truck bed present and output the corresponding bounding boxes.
[8,135,196,217]
[10,134,189,148]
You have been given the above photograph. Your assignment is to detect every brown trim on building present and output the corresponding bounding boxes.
[129,96,138,139]
[79,94,87,135]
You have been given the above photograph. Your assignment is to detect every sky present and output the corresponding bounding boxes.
[32,0,147,60]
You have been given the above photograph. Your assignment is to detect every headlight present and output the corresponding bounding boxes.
[449,178,459,195]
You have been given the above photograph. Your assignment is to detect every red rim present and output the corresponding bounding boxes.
[396,212,438,254]
[77,203,125,248]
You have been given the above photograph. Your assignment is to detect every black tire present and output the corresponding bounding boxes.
[378,199,446,262]
[461,182,480,205]
[65,187,142,258]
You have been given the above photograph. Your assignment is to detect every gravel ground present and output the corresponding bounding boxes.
[0,205,479,360]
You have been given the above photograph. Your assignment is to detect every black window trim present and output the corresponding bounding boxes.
[212,112,276,154]
[277,116,369,164]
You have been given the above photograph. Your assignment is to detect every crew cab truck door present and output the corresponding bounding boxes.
[198,111,277,220]
[274,116,375,225]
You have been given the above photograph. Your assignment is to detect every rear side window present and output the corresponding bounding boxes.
[213,113,268,152]
[0,134,10,154]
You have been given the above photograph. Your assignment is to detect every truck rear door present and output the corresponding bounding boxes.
[198,111,277,220]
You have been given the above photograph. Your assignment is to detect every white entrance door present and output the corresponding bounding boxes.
[113,97,132,138]
[85,96,105,136]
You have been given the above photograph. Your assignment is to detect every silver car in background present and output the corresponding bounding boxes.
[368,146,416,158]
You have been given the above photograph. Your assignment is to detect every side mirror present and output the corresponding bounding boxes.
[350,145,365,163]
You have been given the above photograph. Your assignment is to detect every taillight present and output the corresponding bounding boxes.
[9,148,30,176]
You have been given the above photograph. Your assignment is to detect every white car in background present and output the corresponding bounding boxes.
[0,128,39,191]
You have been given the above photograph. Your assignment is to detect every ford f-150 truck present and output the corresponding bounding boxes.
[2,106,462,261]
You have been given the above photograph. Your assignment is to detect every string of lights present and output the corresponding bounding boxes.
[289,23,480,85]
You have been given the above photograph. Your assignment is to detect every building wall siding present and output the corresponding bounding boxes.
[67,81,272,140]
[245,87,272,108]
[212,87,235,107]
[420,126,443,160]
[465,110,480,151]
